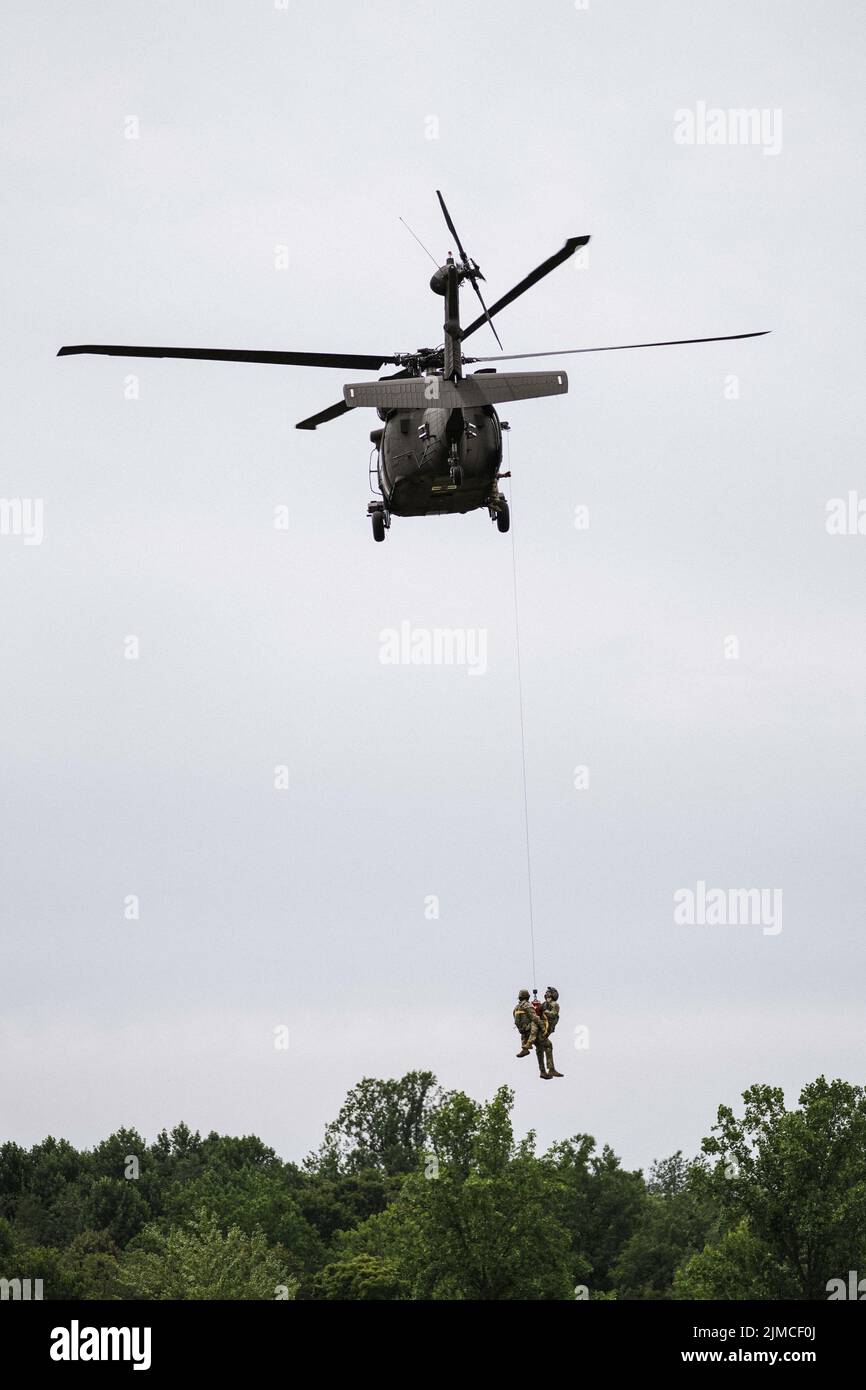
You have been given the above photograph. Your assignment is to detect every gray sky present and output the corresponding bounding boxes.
[1,0,864,1173]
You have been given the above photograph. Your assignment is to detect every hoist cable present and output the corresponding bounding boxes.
[505,429,538,991]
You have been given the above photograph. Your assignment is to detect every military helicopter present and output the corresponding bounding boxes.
[58,191,767,542]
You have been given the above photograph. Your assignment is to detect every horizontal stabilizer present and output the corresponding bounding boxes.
[342,371,568,411]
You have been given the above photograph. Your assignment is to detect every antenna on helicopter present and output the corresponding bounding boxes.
[398,216,439,269]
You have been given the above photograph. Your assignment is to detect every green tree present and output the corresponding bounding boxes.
[86,1128,162,1220]
[198,1132,281,1171]
[612,1154,719,1299]
[163,1164,325,1280]
[685,1076,866,1299]
[315,1252,407,1300]
[674,1220,796,1299]
[307,1071,441,1177]
[82,1177,152,1247]
[0,1143,30,1222]
[66,1230,124,1298]
[118,1208,296,1300]
[545,1134,646,1294]
[148,1123,205,1189]
[6,1138,87,1246]
[340,1087,577,1299]
[295,1168,402,1246]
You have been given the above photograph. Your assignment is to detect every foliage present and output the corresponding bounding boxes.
[118,1208,296,1301]
[338,1087,578,1299]
[544,1134,646,1293]
[612,1153,720,1299]
[673,1220,797,1300]
[306,1071,441,1176]
[314,1252,407,1300]
[685,1076,866,1299]
[0,1072,859,1300]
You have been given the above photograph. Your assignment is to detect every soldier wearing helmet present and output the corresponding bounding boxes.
[543,986,560,1032]
[536,986,564,1079]
[513,988,540,1057]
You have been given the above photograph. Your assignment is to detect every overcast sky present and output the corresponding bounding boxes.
[1,0,864,1173]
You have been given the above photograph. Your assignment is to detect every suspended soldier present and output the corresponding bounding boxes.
[513,989,540,1057]
[536,986,564,1079]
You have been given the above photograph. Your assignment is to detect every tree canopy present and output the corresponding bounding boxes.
[0,1073,861,1300]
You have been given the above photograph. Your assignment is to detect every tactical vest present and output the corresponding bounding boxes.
[514,1002,533,1031]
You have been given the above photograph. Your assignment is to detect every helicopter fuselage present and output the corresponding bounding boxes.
[372,403,502,517]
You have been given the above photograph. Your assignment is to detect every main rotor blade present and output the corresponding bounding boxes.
[468,277,504,351]
[295,399,351,431]
[460,236,590,341]
[57,345,398,371]
[435,190,469,265]
[295,368,412,431]
[463,330,770,363]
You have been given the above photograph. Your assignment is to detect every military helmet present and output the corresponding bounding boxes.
[518,988,530,1000]
[545,986,559,1000]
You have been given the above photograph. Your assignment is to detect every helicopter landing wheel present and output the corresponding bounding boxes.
[371,510,386,543]
[496,499,510,534]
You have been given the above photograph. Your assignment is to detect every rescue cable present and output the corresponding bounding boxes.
[505,427,538,991]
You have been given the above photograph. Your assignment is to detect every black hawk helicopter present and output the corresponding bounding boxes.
[58,191,767,542]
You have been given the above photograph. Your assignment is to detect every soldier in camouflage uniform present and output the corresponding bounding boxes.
[535,986,564,1079]
[513,988,539,1057]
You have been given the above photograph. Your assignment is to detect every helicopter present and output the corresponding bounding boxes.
[58,191,768,542]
